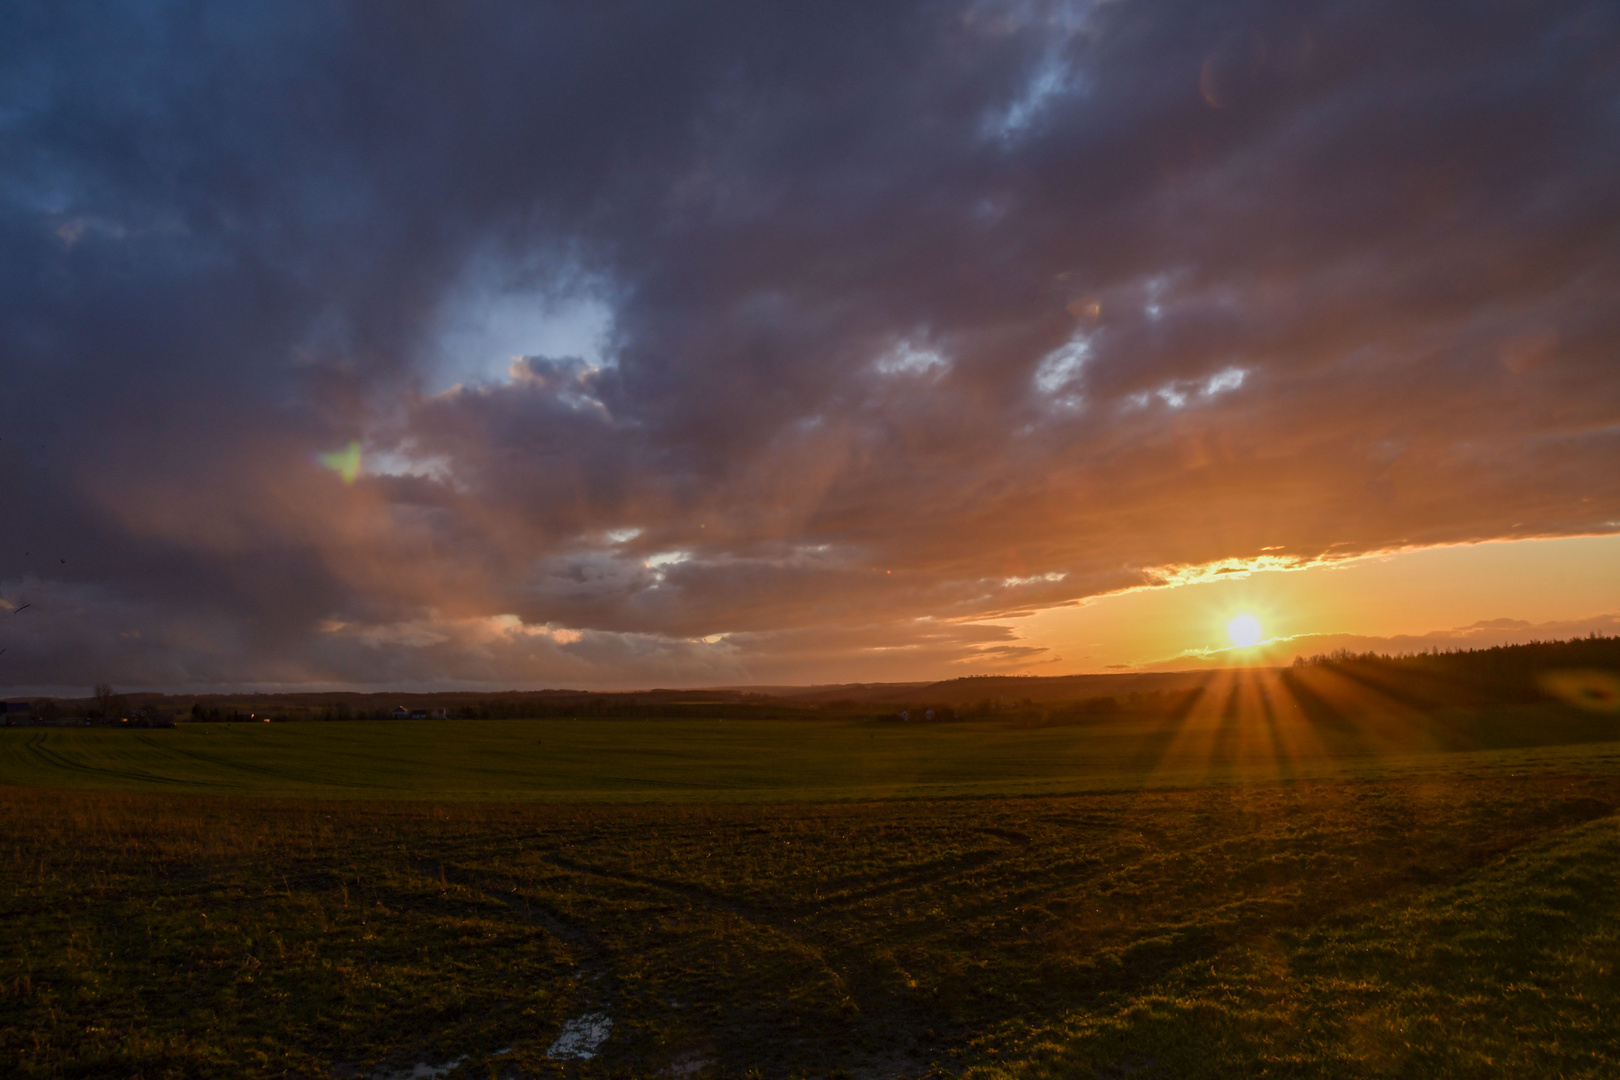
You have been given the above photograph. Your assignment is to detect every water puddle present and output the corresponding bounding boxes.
[371,1056,466,1080]
[666,1052,714,1077]
[546,1013,613,1060]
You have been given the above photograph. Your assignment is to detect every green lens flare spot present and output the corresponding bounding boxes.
[319,442,362,484]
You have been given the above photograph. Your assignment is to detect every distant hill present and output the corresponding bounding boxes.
[769,670,1212,705]
[14,636,1616,722]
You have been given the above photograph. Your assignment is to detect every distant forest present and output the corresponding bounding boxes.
[1287,634,1620,711]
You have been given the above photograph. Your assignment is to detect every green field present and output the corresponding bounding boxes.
[4,706,1618,802]
[5,710,1620,1078]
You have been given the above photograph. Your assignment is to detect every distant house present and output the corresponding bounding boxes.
[398,707,449,720]
[2,700,31,725]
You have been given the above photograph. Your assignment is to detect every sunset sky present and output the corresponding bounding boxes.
[2,1,1618,692]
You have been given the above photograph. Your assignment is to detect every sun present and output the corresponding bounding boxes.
[1227,614,1263,648]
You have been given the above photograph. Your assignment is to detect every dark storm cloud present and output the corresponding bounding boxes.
[2,0,1617,689]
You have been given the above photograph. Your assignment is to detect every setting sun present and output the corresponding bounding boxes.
[1228,615,1263,648]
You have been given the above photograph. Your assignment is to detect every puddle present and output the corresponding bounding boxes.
[546,1013,613,1060]
[371,1056,466,1080]
[665,1052,713,1077]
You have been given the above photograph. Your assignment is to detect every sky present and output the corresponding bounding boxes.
[2,0,1618,693]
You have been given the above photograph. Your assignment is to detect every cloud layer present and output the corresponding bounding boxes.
[3,0,1618,689]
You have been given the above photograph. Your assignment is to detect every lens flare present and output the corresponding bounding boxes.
[320,441,362,484]
[1539,669,1620,713]
[1228,614,1262,647]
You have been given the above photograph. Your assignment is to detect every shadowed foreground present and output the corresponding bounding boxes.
[5,762,1620,1078]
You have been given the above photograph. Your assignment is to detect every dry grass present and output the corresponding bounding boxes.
[5,759,1620,1077]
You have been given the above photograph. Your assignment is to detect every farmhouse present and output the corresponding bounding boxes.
[2,700,32,725]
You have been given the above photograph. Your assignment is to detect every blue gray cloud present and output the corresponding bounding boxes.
[2,0,1617,689]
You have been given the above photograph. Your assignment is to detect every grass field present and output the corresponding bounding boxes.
[3,699,1617,803]
[5,704,1620,1077]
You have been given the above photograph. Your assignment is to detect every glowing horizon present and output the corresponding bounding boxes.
[995,533,1620,679]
